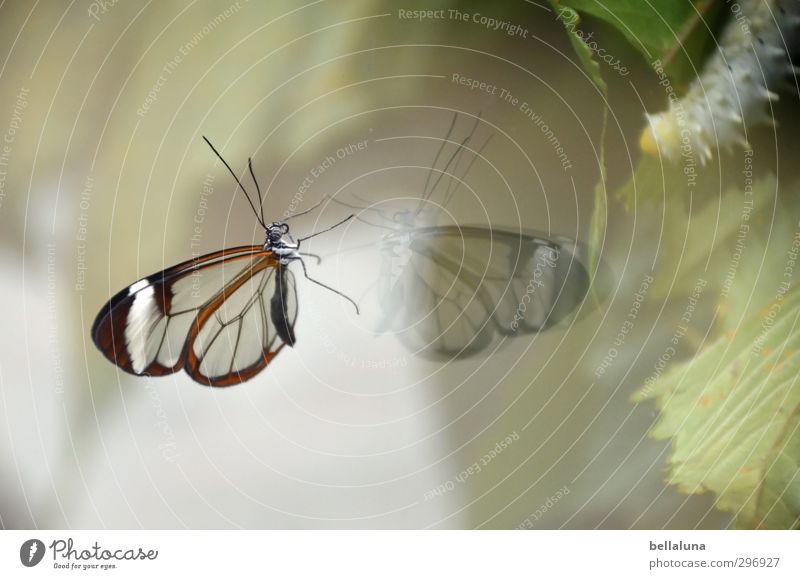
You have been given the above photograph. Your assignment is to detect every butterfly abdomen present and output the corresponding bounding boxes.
[641,0,800,162]
[271,266,296,346]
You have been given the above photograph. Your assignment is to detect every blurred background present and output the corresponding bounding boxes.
[0,0,754,529]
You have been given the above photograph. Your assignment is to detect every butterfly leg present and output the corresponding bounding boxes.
[284,196,328,221]
[297,214,355,244]
[291,257,360,315]
[329,195,394,221]
[298,251,322,264]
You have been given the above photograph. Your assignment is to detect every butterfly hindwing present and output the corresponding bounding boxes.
[184,261,297,386]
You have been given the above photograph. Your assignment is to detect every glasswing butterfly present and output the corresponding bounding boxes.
[336,112,599,359]
[92,138,357,386]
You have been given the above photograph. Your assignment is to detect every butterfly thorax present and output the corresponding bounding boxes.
[379,206,439,253]
[263,221,299,265]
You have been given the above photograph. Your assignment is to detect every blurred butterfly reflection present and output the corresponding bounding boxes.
[379,224,593,359]
[339,113,602,359]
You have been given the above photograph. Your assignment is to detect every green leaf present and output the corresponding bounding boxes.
[633,287,800,528]
[555,0,726,90]
[588,159,607,281]
[551,4,607,94]
[657,0,723,90]
[549,2,609,281]
[554,0,698,60]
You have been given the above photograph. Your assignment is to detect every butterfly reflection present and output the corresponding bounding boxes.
[380,224,597,359]
[339,113,600,359]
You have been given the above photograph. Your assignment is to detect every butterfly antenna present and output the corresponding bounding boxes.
[203,136,266,228]
[433,111,482,197]
[247,157,267,228]
[441,133,493,210]
[416,112,458,213]
[414,111,483,216]
[449,112,484,183]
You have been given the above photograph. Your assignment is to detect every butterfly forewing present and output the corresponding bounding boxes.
[92,245,297,386]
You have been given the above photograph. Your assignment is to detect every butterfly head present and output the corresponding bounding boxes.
[392,208,416,229]
[265,221,290,245]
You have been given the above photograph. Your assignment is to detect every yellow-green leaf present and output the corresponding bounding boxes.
[633,288,800,528]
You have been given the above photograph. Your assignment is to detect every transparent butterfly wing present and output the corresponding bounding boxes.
[184,264,297,386]
[378,226,590,358]
[92,246,296,385]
